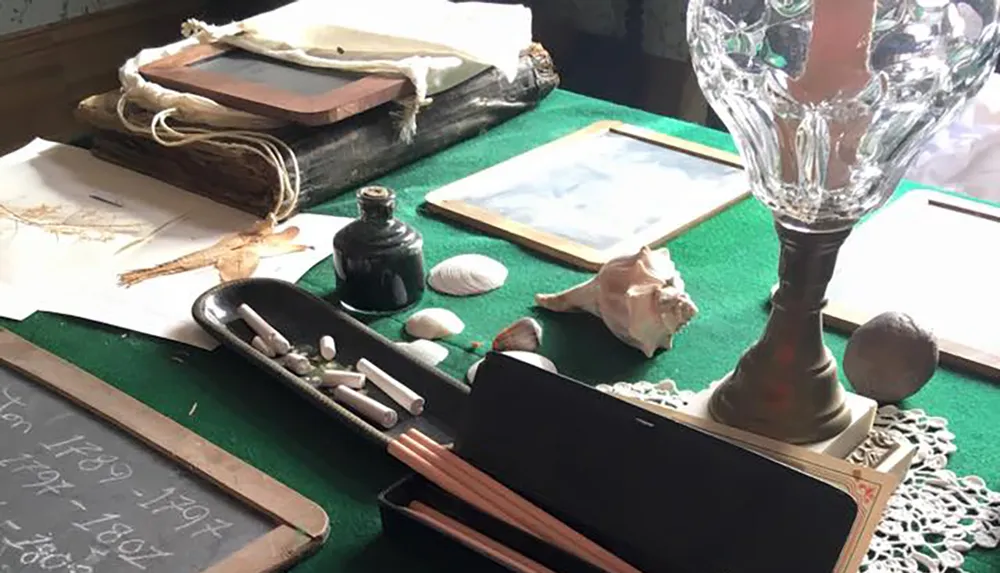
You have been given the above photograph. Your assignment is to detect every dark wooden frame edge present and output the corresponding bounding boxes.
[0,328,330,573]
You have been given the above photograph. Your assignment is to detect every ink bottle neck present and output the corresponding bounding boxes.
[357,186,395,222]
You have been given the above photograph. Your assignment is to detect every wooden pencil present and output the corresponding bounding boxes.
[396,434,601,565]
[395,429,643,573]
[405,501,557,573]
[387,438,523,530]
[404,430,639,573]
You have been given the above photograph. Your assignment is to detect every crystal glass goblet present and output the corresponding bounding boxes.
[687,0,1000,443]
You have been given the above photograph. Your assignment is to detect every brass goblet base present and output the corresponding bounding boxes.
[708,219,853,445]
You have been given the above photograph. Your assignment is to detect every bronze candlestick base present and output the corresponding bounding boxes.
[708,220,853,444]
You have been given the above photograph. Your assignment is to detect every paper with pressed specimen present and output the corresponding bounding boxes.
[620,397,899,573]
[0,138,348,348]
[0,139,195,298]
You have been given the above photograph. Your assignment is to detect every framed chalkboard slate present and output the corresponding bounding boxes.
[139,44,412,126]
[424,121,748,270]
[824,190,1000,379]
[0,329,328,572]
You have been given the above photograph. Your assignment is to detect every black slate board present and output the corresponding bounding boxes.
[0,364,272,572]
[190,50,361,97]
[0,329,329,573]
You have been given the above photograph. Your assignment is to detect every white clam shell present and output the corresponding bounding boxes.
[428,254,508,296]
[466,351,557,383]
[405,308,465,339]
[394,339,449,367]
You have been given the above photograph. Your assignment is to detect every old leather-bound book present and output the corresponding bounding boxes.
[74,44,559,219]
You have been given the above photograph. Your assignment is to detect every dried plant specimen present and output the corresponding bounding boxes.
[118,219,311,287]
[0,202,143,241]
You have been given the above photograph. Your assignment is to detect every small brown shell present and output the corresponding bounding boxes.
[492,317,543,352]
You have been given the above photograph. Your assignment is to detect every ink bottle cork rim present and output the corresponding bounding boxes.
[357,186,396,220]
[359,186,393,201]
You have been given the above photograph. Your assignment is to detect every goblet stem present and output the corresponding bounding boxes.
[708,219,853,444]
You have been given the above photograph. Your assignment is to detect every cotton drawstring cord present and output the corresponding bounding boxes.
[115,92,301,221]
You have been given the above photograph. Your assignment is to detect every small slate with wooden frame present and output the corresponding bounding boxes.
[0,328,329,572]
[824,189,1000,380]
[139,44,413,126]
[423,120,749,270]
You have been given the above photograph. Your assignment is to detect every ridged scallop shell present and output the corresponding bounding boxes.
[394,339,449,367]
[492,317,543,352]
[466,351,557,383]
[405,308,465,339]
[428,254,508,296]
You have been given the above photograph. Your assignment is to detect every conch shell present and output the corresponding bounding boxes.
[534,247,697,357]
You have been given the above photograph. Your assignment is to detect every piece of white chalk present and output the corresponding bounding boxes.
[355,358,425,415]
[237,303,291,355]
[251,336,276,357]
[319,335,337,360]
[282,353,313,375]
[333,385,398,429]
[319,369,366,390]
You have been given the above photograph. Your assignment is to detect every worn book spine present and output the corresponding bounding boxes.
[75,44,560,219]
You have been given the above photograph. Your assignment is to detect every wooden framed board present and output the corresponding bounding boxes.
[423,120,748,270]
[0,328,329,572]
[139,44,412,126]
[825,189,1000,379]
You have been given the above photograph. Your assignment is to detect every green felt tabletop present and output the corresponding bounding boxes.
[3,89,998,572]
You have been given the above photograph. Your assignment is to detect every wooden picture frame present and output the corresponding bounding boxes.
[423,120,748,270]
[823,190,1000,379]
[0,328,329,572]
[139,44,412,126]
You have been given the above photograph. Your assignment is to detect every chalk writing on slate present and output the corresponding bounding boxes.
[0,365,273,572]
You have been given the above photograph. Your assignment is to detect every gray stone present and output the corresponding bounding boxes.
[843,311,938,403]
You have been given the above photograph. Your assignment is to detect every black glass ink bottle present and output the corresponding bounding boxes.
[332,186,424,314]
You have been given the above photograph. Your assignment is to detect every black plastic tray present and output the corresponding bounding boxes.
[192,278,469,446]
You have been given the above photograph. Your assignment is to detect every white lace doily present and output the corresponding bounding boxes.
[596,381,1000,573]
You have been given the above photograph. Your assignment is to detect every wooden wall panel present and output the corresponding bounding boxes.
[0,0,213,154]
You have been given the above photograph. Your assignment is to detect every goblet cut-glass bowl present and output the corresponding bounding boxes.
[689,0,1000,232]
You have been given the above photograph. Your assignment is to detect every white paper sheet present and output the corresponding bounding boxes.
[36,213,348,349]
[0,140,223,289]
[0,138,350,348]
[0,282,36,321]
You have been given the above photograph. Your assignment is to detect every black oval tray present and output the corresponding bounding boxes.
[192,278,469,447]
